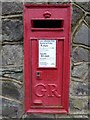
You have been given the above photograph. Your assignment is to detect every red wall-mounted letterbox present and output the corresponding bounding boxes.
[24,4,71,114]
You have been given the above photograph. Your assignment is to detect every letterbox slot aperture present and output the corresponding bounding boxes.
[31,20,64,30]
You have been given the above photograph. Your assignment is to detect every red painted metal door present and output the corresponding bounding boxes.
[31,38,63,108]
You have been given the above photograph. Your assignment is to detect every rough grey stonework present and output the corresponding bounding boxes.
[70,97,88,112]
[72,47,89,62]
[77,2,90,12]
[2,20,23,42]
[1,1,90,119]
[2,45,23,66]
[74,23,90,46]
[2,99,20,118]
[2,81,20,100]
[1,66,23,82]
[72,5,84,28]
[85,15,90,25]
[72,63,88,78]
[2,2,23,15]
[70,81,88,96]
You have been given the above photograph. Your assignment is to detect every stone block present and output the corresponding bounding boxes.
[1,66,23,79]
[1,0,23,2]
[84,71,90,83]
[25,0,70,2]
[2,98,21,118]
[2,45,23,66]
[72,47,89,62]
[2,2,23,15]
[74,23,90,46]
[72,63,88,79]
[85,15,90,25]
[47,0,70,2]
[55,115,71,119]
[2,81,21,100]
[25,0,71,5]
[0,34,2,43]
[77,2,90,12]
[70,81,88,96]
[0,86,2,97]
[22,113,55,119]
[0,98,2,113]
[72,4,84,28]
[25,0,48,3]
[55,116,88,120]
[2,19,23,42]
[70,97,88,112]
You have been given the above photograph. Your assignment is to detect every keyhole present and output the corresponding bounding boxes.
[36,72,40,78]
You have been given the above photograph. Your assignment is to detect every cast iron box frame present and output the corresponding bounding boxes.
[24,4,71,114]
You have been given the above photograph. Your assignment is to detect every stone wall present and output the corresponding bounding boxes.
[0,1,90,119]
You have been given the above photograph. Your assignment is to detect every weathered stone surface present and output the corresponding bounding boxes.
[72,5,84,28]
[70,98,88,112]
[88,97,90,110]
[84,64,90,81]
[0,66,23,81]
[1,0,23,2]
[47,0,70,2]
[88,82,90,96]
[0,98,2,117]
[56,116,88,119]
[0,34,2,42]
[74,24,90,46]
[22,113,55,119]
[2,45,23,66]
[25,0,64,3]
[2,65,23,71]
[1,65,23,82]
[0,78,2,85]
[55,115,71,119]
[72,63,88,78]
[2,2,23,15]
[72,47,89,62]
[70,81,88,96]
[25,0,70,4]
[2,81,20,100]
[85,15,90,25]
[2,19,23,42]
[2,98,20,118]
[77,2,90,12]
[0,55,2,72]
[26,0,48,2]
[1,66,23,76]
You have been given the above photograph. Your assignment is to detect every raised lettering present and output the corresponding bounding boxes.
[48,84,61,97]
[34,83,46,97]
[34,83,61,98]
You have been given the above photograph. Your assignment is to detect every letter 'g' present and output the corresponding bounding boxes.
[34,83,47,97]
